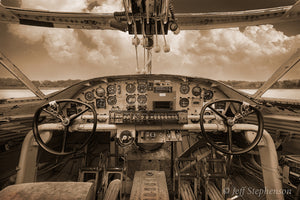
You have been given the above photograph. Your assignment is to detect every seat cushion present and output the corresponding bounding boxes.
[0,182,94,200]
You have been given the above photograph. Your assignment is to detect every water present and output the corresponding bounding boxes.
[0,88,299,100]
[0,89,60,99]
[240,89,300,100]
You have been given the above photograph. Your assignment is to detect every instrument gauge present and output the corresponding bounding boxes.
[180,84,190,94]
[126,95,136,104]
[126,83,136,93]
[204,90,214,100]
[107,96,117,105]
[96,87,105,97]
[192,86,201,96]
[179,98,189,107]
[107,84,116,95]
[118,130,134,146]
[137,95,147,104]
[137,83,147,93]
[84,91,94,101]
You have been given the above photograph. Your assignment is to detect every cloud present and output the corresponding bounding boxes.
[20,0,122,12]
[21,0,86,11]
[152,25,300,80]
[7,0,300,81]
[9,0,131,65]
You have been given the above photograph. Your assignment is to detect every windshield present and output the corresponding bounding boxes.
[0,0,299,99]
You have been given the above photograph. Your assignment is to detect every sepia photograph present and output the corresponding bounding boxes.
[0,0,299,199]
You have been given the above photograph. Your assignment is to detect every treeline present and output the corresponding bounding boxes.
[222,79,300,89]
[0,78,81,89]
[0,78,300,89]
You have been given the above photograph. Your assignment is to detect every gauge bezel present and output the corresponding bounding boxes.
[180,84,190,94]
[137,95,147,104]
[192,86,202,96]
[137,83,147,93]
[204,90,214,100]
[107,84,116,95]
[126,95,136,104]
[107,96,117,105]
[179,98,189,107]
[126,83,136,93]
[95,87,105,97]
[84,91,94,101]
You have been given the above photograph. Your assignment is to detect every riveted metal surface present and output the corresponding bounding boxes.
[0,182,94,200]
[130,171,169,200]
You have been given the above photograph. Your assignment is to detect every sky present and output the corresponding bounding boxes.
[0,0,299,81]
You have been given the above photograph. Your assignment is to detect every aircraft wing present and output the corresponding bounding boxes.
[0,4,115,30]
[176,3,300,30]
[0,2,299,31]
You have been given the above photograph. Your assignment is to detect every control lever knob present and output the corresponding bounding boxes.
[132,37,140,46]
[154,45,161,53]
[163,44,170,53]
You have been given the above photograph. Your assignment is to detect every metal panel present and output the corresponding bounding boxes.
[130,171,169,200]
[0,182,95,200]
[176,5,300,30]
[0,4,114,30]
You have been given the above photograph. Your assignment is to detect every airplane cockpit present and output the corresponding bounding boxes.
[1,74,276,200]
[0,0,300,199]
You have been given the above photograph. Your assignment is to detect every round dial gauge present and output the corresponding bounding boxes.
[204,90,214,100]
[118,130,134,146]
[84,91,94,101]
[107,84,116,95]
[126,83,136,93]
[137,95,147,104]
[107,96,117,105]
[126,95,136,104]
[192,86,201,96]
[179,98,189,107]
[180,84,190,94]
[96,87,105,97]
[137,83,147,93]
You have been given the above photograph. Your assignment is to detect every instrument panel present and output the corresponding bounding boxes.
[75,75,225,125]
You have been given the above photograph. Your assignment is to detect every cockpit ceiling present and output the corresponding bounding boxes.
[173,0,297,13]
[2,0,298,37]
[2,0,297,12]
[173,0,299,35]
